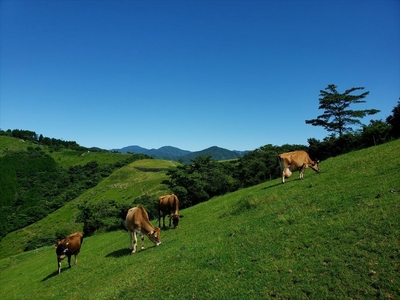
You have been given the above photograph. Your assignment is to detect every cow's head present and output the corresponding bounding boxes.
[147,228,161,246]
[55,240,69,261]
[169,214,184,228]
[55,239,69,274]
[310,160,320,173]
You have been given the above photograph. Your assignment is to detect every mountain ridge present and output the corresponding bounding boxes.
[112,145,248,161]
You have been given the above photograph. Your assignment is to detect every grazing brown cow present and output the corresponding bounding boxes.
[158,194,183,228]
[55,231,83,275]
[278,150,320,183]
[125,206,161,254]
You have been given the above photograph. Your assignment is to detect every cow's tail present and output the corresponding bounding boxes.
[277,155,284,172]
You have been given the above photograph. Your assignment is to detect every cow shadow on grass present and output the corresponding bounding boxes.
[105,248,132,258]
[261,182,283,190]
[41,270,63,281]
[160,226,174,231]
[106,246,158,258]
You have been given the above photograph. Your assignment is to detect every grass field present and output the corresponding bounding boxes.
[0,140,399,299]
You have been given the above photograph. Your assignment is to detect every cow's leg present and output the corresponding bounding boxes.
[57,258,62,274]
[278,158,285,184]
[67,255,72,268]
[300,165,305,180]
[74,253,78,265]
[162,216,166,228]
[140,235,145,250]
[281,167,290,184]
[128,231,133,251]
[132,231,138,254]
[169,215,172,227]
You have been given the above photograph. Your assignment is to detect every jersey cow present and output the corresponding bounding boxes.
[125,206,161,254]
[158,194,183,228]
[278,150,320,183]
[55,231,83,275]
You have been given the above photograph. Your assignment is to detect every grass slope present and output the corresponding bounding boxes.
[1,140,399,299]
[0,159,178,259]
[0,136,37,156]
[0,135,134,167]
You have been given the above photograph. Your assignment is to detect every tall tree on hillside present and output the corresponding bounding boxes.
[386,100,400,138]
[305,84,380,137]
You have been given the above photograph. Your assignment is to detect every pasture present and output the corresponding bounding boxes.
[0,140,399,299]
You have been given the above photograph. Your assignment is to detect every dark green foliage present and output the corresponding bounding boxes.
[24,236,56,251]
[305,84,380,137]
[76,200,131,236]
[308,119,393,161]
[0,149,60,237]
[24,228,73,251]
[132,195,159,221]
[165,155,238,208]
[361,119,392,146]
[386,100,400,138]
[7,129,38,141]
[0,147,147,239]
[76,194,161,237]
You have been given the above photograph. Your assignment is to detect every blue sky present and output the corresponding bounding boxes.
[1,0,399,151]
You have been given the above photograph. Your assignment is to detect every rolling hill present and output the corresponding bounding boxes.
[0,139,399,299]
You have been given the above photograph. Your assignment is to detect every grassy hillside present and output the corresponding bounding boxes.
[0,136,37,155]
[0,159,178,259]
[0,140,399,299]
[0,135,132,167]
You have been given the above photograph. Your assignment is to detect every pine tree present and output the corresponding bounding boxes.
[305,84,380,137]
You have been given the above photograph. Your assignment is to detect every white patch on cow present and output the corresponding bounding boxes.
[284,168,292,178]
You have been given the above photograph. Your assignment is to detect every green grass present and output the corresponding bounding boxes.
[0,135,135,167]
[1,140,399,299]
[0,136,37,155]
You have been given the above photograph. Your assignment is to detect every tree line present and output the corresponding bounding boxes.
[0,129,106,152]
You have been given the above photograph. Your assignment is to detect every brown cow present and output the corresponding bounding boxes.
[158,194,183,228]
[125,206,161,254]
[278,150,320,183]
[55,231,83,275]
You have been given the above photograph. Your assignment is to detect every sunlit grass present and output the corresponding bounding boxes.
[1,140,399,299]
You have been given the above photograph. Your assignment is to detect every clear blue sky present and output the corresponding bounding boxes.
[1,0,399,151]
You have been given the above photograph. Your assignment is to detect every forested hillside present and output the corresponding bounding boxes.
[0,135,150,239]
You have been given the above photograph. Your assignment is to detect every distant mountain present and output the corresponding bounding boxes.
[112,145,248,161]
[181,146,246,162]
